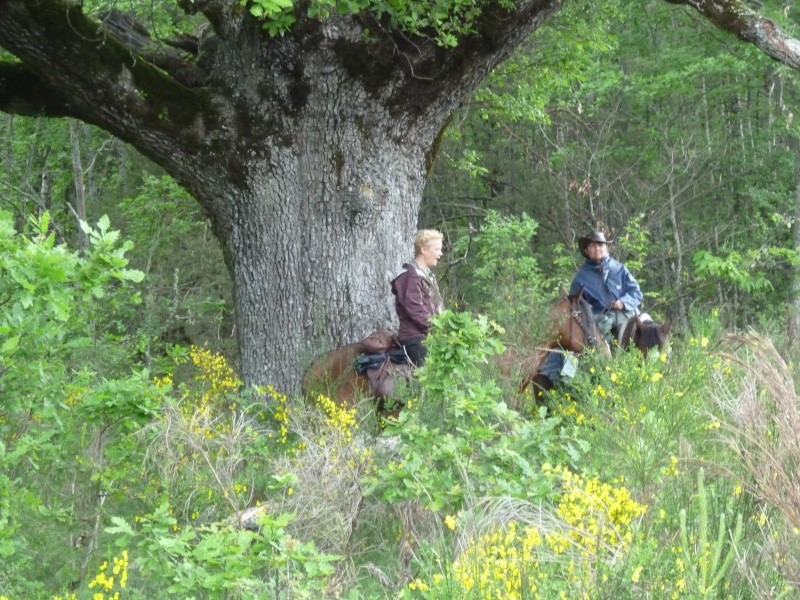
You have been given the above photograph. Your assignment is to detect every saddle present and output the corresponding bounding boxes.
[357,330,413,398]
[362,330,397,355]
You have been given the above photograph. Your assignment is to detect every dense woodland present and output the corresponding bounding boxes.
[4,0,800,598]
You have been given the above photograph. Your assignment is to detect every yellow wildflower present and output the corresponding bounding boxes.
[631,565,643,583]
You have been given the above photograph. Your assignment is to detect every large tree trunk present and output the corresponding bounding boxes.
[223,119,426,390]
[181,31,461,391]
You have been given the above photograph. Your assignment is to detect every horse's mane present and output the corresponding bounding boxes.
[570,293,593,315]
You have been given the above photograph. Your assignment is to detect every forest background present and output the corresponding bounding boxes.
[4,0,800,598]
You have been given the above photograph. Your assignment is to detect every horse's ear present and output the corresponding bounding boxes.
[661,316,673,335]
[559,284,569,298]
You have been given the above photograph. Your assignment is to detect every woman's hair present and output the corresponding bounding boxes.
[414,229,444,256]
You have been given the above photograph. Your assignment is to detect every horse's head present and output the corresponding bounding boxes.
[555,293,612,358]
[630,315,672,358]
[517,293,611,396]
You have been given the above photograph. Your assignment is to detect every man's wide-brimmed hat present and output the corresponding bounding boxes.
[578,231,613,258]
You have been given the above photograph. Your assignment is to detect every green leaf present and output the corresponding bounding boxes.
[1,336,20,354]
[39,211,50,234]
[121,268,145,282]
[106,516,136,537]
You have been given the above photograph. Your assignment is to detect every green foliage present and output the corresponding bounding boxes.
[0,210,153,597]
[107,503,337,598]
[1,219,797,598]
[0,221,337,596]
[564,328,716,493]
[425,0,800,330]
[452,148,490,179]
[693,248,776,294]
[241,0,513,46]
[474,0,622,123]
[116,173,234,365]
[73,368,161,425]
[612,213,650,278]
[0,210,144,410]
[242,0,298,35]
[451,211,544,325]
[373,310,580,513]
[421,309,505,384]
[677,469,743,598]
[7,0,800,595]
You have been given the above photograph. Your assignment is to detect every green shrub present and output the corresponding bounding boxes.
[372,310,584,514]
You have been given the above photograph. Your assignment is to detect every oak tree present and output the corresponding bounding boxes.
[1,0,798,391]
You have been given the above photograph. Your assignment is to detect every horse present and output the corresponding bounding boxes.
[517,304,672,398]
[518,293,611,397]
[301,341,412,417]
[617,313,672,358]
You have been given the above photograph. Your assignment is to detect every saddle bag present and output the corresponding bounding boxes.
[389,346,411,365]
[355,352,389,375]
[366,361,412,398]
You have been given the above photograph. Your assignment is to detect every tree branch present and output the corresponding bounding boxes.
[665,0,800,70]
[0,0,232,183]
[97,9,204,87]
[176,0,241,39]
[343,0,566,122]
[0,62,73,117]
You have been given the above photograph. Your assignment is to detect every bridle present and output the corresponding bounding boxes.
[567,295,603,351]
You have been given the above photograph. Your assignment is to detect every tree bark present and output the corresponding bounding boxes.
[0,0,564,392]
[664,0,800,70]
[225,113,426,390]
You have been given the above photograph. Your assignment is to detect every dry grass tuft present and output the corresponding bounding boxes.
[273,404,372,555]
[139,404,262,519]
[713,332,800,591]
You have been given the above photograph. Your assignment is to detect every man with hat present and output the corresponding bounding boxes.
[532,230,644,393]
[570,231,643,343]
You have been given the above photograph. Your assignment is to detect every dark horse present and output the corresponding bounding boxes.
[518,293,611,396]
[617,313,672,358]
[301,341,411,416]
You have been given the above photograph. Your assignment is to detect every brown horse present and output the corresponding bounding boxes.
[301,342,411,416]
[518,293,611,396]
[302,342,368,405]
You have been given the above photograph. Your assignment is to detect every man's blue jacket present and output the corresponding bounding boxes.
[569,256,643,316]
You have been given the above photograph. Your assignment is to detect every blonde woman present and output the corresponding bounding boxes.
[390,229,444,366]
